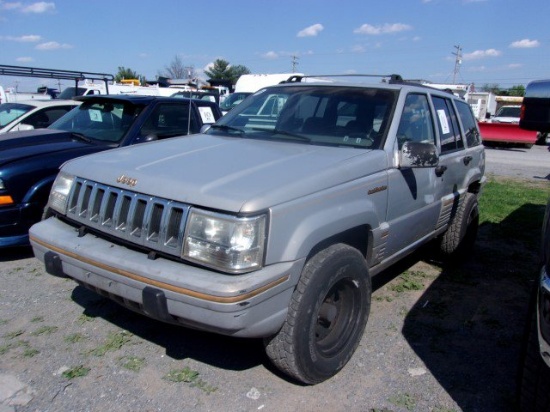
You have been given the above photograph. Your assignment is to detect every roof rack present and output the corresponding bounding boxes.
[0,64,114,93]
[282,73,404,84]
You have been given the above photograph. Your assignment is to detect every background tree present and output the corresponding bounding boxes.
[205,59,250,84]
[480,83,502,95]
[507,85,525,97]
[115,66,145,84]
[158,55,194,79]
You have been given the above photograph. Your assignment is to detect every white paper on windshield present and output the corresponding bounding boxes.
[89,109,102,122]
[198,106,215,124]
[437,109,450,134]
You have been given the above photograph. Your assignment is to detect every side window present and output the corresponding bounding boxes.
[397,94,435,149]
[454,100,481,147]
[140,103,197,138]
[432,96,464,153]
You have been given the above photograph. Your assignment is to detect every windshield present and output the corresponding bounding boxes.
[219,92,251,111]
[209,86,397,149]
[0,103,34,127]
[496,106,521,117]
[48,100,142,143]
[57,87,88,99]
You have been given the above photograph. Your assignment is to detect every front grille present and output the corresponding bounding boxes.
[66,177,190,257]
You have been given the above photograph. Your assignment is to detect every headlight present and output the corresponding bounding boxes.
[48,172,75,214]
[0,178,5,190]
[183,209,266,273]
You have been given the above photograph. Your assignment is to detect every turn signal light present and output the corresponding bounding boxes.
[0,195,14,206]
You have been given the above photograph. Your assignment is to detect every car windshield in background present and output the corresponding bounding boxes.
[57,87,89,99]
[48,100,142,143]
[496,106,521,117]
[0,103,34,127]
[210,86,397,149]
[219,92,251,111]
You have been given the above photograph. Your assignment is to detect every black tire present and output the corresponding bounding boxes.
[518,303,550,411]
[439,192,479,257]
[535,133,548,146]
[264,243,371,384]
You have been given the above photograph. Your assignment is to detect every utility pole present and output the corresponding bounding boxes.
[291,55,299,73]
[452,45,462,84]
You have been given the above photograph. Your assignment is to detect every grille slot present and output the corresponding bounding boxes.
[66,178,190,257]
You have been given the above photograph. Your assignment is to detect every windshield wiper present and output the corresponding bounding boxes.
[272,129,311,143]
[209,124,244,134]
[70,132,92,143]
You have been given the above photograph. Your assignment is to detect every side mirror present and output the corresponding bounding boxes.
[17,123,35,131]
[200,124,212,134]
[399,141,439,168]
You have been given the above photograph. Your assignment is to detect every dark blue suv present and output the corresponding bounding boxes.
[0,94,222,247]
[518,79,550,411]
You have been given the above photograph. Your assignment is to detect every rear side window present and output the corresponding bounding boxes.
[432,96,464,153]
[454,100,481,147]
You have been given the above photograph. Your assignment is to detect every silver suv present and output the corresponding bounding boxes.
[30,74,486,384]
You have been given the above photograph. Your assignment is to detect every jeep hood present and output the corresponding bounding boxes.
[0,129,104,166]
[61,134,388,213]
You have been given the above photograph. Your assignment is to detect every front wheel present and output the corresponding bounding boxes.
[264,243,371,384]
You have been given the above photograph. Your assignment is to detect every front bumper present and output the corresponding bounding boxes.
[538,267,550,368]
[0,201,42,247]
[30,217,304,338]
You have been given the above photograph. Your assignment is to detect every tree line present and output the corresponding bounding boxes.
[114,56,250,86]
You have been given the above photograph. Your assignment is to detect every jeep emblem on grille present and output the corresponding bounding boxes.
[117,175,137,187]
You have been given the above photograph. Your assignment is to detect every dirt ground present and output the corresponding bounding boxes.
[0,180,544,412]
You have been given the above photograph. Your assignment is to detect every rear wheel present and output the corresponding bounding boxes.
[264,243,371,384]
[439,192,479,257]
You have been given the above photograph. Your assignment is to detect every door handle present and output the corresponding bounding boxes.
[463,155,473,165]
[435,165,447,177]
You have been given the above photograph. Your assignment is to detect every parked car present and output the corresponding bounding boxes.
[518,79,550,411]
[30,74,485,384]
[219,92,252,114]
[490,105,521,124]
[0,94,222,247]
[0,100,80,134]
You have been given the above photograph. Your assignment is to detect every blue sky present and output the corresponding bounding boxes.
[1,0,549,92]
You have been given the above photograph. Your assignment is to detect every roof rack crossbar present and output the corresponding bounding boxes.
[282,73,403,84]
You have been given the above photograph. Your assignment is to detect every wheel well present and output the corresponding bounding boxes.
[306,225,371,263]
[468,180,482,195]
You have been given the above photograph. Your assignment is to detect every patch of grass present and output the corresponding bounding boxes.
[88,331,132,357]
[388,393,417,411]
[62,365,90,379]
[0,343,13,355]
[388,271,427,293]
[31,325,58,336]
[480,179,550,249]
[76,314,95,325]
[30,316,44,323]
[163,367,218,394]
[64,333,86,344]
[22,347,40,358]
[3,329,25,339]
[118,356,146,372]
[0,319,8,326]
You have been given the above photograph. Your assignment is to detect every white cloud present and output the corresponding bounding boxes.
[16,56,33,62]
[36,41,72,50]
[510,39,540,49]
[354,23,412,35]
[508,63,523,69]
[297,23,324,38]
[4,34,42,42]
[463,49,501,60]
[1,2,23,10]
[22,2,55,13]
[262,51,279,60]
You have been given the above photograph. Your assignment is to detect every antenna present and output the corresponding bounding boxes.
[291,55,299,73]
[452,45,462,84]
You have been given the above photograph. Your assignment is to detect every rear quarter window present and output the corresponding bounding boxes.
[454,100,482,147]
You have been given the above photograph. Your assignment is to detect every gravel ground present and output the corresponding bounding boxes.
[0,144,548,412]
